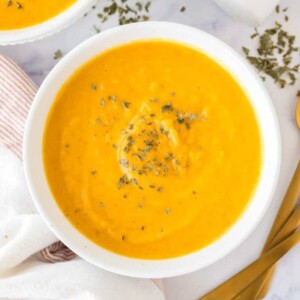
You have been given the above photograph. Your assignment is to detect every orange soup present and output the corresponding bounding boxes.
[0,0,77,30]
[43,41,262,259]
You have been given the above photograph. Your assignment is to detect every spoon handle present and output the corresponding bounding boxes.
[200,230,300,300]
[233,162,300,299]
[296,96,300,129]
[233,205,300,299]
[264,161,300,248]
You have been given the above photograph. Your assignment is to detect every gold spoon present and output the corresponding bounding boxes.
[296,96,300,129]
[238,160,300,300]
[200,230,300,300]
[250,96,300,299]
[235,96,300,299]
[201,206,300,300]
[255,208,300,299]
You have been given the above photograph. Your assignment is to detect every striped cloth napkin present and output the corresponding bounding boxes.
[0,54,76,262]
[0,54,164,299]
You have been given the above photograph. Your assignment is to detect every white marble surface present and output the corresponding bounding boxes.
[1,0,300,299]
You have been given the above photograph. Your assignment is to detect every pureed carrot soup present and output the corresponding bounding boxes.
[43,40,262,259]
[0,0,76,30]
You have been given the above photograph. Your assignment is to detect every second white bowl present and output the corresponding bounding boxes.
[0,0,96,45]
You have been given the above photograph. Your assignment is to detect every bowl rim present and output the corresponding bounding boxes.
[23,21,281,278]
[0,0,97,45]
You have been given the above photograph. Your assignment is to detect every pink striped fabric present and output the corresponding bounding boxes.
[0,55,35,159]
[38,241,77,263]
[0,54,76,263]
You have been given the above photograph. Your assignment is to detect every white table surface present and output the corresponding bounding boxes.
[1,0,300,299]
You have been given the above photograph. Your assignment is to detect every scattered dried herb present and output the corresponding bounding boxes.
[122,101,131,109]
[5,0,13,7]
[131,178,138,185]
[149,97,159,103]
[132,153,145,161]
[108,95,116,101]
[242,47,250,56]
[5,0,23,8]
[161,103,173,112]
[180,6,186,13]
[93,25,101,33]
[115,99,205,192]
[145,1,151,12]
[186,113,203,121]
[95,0,151,31]
[100,99,105,106]
[118,174,129,189]
[119,158,129,167]
[242,9,299,88]
[176,111,204,128]
[53,50,63,60]
[251,33,259,40]
[165,208,171,214]
[16,1,22,9]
